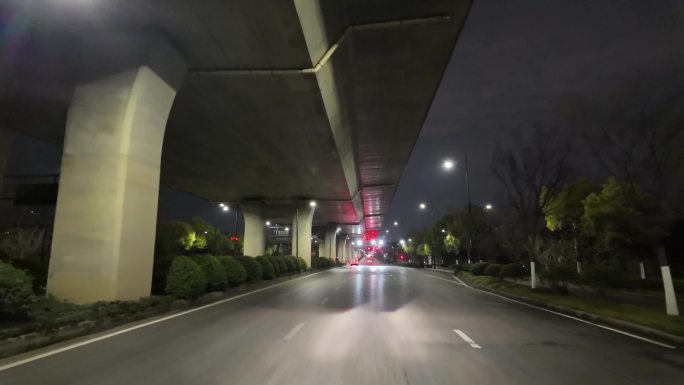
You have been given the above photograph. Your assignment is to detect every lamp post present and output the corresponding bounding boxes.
[214,203,229,254]
[419,201,436,269]
[442,156,473,263]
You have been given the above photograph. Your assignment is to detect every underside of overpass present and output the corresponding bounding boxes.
[0,0,472,302]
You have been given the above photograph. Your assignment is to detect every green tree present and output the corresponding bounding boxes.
[447,205,492,261]
[189,217,232,254]
[443,233,460,254]
[155,221,196,256]
[542,178,597,270]
[581,178,666,257]
[416,243,431,257]
[543,178,596,232]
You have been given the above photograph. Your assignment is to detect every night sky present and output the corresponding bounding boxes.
[5,0,684,237]
[381,0,684,238]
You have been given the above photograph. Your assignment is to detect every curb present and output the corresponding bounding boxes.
[455,273,684,348]
[0,269,326,360]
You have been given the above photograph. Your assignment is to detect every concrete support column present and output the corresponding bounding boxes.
[47,43,184,304]
[242,203,265,257]
[0,128,14,196]
[337,238,345,263]
[324,228,337,261]
[292,202,316,267]
[317,239,325,258]
[48,67,177,303]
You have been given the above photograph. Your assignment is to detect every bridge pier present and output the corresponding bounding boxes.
[242,203,265,257]
[0,128,14,194]
[292,202,316,267]
[337,237,346,263]
[47,42,185,304]
[323,228,337,261]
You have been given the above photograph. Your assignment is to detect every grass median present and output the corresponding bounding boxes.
[457,272,684,338]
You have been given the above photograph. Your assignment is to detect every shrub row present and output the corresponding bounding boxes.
[166,255,248,299]
[312,257,334,269]
[0,261,36,320]
[456,262,527,280]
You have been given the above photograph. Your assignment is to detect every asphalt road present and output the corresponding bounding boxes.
[1,265,683,385]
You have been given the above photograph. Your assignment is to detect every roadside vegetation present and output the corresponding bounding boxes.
[455,267,684,338]
[402,120,684,317]
[0,216,339,344]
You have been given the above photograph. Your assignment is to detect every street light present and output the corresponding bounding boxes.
[385,229,389,234]
[265,221,271,226]
[442,156,473,263]
[214,203,229,254]
[418,200,436,269]
[309,200,317,207]
[485,204,493,210]
[441,229,446,233]
[393,221,398,226]
[285,227,290,232]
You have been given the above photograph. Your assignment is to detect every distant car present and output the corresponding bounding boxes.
[350,259,358,266]
[365,259,373,265]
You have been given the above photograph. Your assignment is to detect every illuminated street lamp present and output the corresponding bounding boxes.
[442,156,472,263]
[309,200,317,207]
[265,221,271,226]
[393,221,398,226]
[418,200,436,269]
[213,203,229,254]
[485,204,493,210]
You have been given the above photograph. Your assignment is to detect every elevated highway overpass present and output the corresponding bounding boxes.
[0,0,471,302]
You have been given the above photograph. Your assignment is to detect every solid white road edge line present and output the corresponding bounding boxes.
[0,271,328,372]
[453,329,482,349]
[283,322,306,341]
[450,274,676,349]
[425,274,462,285]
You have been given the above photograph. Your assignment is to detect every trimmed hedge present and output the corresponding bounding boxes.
[581,266,627,293]
[274,257,288,273]
[283,256,297,272]
[500,263,526,280]
[152,254,175,295]
[216,256,247,287]
[540,265,578,286]
[193,255,227,292]
[297,257,308,272]
[470,262,490,276]
[235,256,263,282]
[165,256,207,299]
[265,256,281,276]
[484,263,504,277]
[255,256,275,280]
[0,261,35,319]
